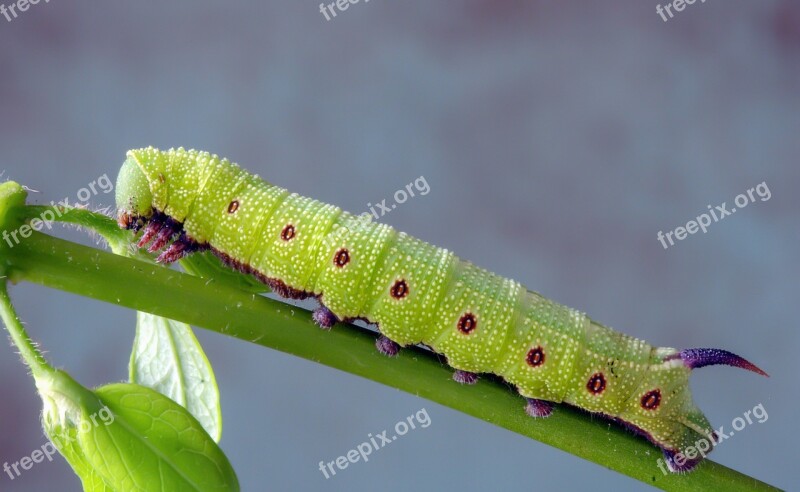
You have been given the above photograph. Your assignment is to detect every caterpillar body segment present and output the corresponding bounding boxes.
[116,147,767,473]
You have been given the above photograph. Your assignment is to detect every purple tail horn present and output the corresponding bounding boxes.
[672,348,769,377]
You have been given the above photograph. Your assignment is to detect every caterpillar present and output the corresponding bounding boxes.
[115,147,767,473]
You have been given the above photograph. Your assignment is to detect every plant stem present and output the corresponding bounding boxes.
[20,205,130,254]
[0,230,783,492]
[0,280,53,378]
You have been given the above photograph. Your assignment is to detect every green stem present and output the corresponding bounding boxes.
[0,280,54,378]
[20,205,130,254]
[0,230,782,492]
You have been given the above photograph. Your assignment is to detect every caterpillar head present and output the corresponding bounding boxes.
[115,154,154,231]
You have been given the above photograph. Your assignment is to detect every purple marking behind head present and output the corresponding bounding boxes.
[669,348,768,377]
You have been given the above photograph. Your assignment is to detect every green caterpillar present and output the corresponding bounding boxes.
[115,147,767,473]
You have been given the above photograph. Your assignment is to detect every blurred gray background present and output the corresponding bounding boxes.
[0,1,797,490]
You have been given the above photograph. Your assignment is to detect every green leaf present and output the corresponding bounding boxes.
[88,383,239,491]
[0,236,237,491]
[37,370,240,492]
[130,311,222,441]
[42,419,114,491]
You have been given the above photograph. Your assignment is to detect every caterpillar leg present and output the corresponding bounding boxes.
[157,232,203,264]
[375,335,401,357]
[662,448,703,473]
[132,212,203,264]
[524,398,554,418]
[312,305,338,330]
[138,215,182,253]
[453,370,479,385]
[135,213,169,248]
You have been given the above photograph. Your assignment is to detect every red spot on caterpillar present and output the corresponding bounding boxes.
[333,249,350,267]
[280,224,296,241]
[131,208,313,301]
[228,200,239,213]
[641,389,661,410]
[390,279,409,299]
[526,346,545,367]
[587,372,606,395]
[457,312,477,334]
